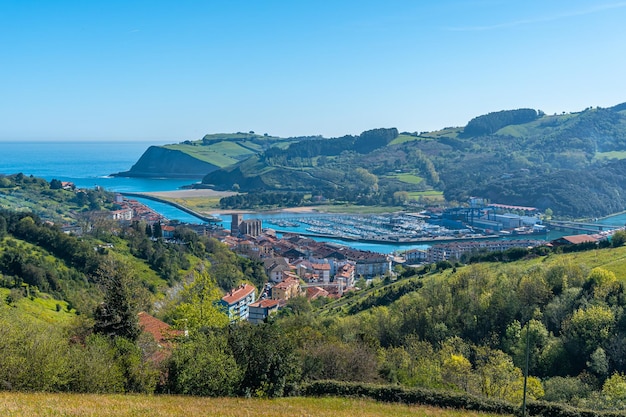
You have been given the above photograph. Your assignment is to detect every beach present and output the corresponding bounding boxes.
[137,189,323,215]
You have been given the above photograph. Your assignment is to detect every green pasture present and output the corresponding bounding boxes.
[0,392,509,417]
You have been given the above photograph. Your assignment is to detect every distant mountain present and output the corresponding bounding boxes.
[121,103,626,217]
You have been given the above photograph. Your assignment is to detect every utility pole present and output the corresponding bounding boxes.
[522,319,531,417]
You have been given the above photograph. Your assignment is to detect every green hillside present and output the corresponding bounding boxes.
[4,175,626,413]
[203,104,626,218]
[116,133,309,178]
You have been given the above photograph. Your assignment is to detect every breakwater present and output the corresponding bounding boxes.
[121,192,222,223]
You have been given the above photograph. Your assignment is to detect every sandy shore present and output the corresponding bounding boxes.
[136,189,324,215]
[140,189,237,198]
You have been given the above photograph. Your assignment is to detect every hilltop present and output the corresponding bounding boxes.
[120,102,626,218]
[113,132,313,178]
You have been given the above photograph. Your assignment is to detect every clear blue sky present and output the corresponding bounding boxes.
[2,0,625,141]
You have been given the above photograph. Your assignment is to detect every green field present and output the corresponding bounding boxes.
[163,144,239,167]
[389,134,423,145]
[407,190,445,202]
[593,151,626,161]
[0,288,75,325]
[392,173,424,184]
[0,392,509,417]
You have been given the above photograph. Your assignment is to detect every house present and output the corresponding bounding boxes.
[248,299,281,323]
[271,277,302,301]
[551,234,599,246]
[162,225,176,239]
[110,208,133,221]
[263,257,292,283]
[138,312,183,363]
[306,286,329,300]
[334,262,356,288]
[405,248,428,264]
[220,283,257,322]
[311,263,331,283]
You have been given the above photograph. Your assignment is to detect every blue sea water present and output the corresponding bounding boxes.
[0,141,195,192]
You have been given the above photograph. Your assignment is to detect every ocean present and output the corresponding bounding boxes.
[0,141,195,192]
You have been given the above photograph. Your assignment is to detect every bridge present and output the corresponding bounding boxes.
[547,220,622,234]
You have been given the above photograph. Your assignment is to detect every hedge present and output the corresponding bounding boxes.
[298,381,626,417]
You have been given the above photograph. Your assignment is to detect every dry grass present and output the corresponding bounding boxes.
[0,393,509,417]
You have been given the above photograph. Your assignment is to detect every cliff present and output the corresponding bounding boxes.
[113,146,219,178]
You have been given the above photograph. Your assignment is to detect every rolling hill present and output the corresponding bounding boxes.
[120,103,626,217]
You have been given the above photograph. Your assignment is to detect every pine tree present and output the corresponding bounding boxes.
[93,259,144,341]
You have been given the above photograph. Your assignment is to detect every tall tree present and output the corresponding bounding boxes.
[93,259,148,341]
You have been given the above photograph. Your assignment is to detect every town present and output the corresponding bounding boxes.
[95,193,619,324]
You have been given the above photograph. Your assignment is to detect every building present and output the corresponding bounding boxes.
[138,312,184,363]
[311,263,331,283]
[263,257,292,283]
[306,286,329,300]
[231,213,262,237]
[248,299,281,323]
[405,248,428,264]
[110,208,133,221]
[272,277,302,301]
[426,239,544,262]
[551,234,599,246]
[220,283,256,322]
[334,262,356,288]
[231,214,243,235]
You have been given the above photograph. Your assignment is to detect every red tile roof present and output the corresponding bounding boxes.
[221,283,256,305]
[560,234,598,244]
[306,286,329,300]
[250,299,280,308]
[138,312,183,344]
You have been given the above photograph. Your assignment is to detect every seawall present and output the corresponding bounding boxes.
[121,192,222,223]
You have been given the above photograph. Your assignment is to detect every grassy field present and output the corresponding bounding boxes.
[0,392,510,417]
[166,196,223,213]
[392,173,424,185]
[163,144,239,167]
[593,151,626,161]
[408,190,445,203]
[0,288,76,325]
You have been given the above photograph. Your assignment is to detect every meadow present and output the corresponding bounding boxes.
[0,393,510,417]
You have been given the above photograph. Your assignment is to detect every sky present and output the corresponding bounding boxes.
[1,0,626,141]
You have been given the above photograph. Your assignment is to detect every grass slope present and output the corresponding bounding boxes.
[0,392,509,417]
[321,245,626,317]
[0,289,75,325]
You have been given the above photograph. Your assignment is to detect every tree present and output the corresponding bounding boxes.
[228,322,301,397]
[563,305,615,366]
[601,372,626,410]
[172,268,229,332]
[544,208,553,220]
[166,331,240,396]
[442,353,472,391]
[49,178,63,189]
[611,230,626,247]
[93,259,148,341]
[152,222,162,239]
